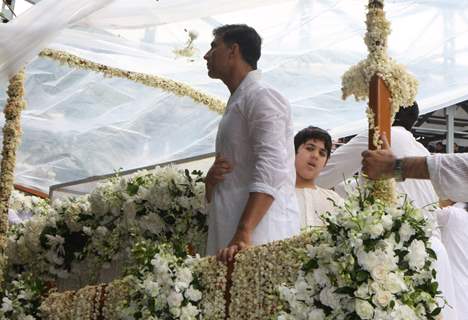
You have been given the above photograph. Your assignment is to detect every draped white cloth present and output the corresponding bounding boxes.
[2,0,468,194]
[427,153,468,203]
[438,203,468,320]
[206,71,299,255]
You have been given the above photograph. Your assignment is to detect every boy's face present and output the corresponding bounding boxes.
[295,138,328,184]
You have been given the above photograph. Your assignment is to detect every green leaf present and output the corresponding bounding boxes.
[431,307,442,316]
[334,286,355,296]
[302,258,318,272]
[126,182,139,196]
[356,270,369,282]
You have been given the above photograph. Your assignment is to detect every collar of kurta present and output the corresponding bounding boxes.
[228,69,262,105]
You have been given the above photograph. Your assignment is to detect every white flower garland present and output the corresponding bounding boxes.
[39,48,226,114]
[0,69,27,287]
[341,1,418,119]
[229,232,316,319]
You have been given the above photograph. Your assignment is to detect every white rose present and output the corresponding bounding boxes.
[167,291,184,308]
[371,264,387,282]
[313,268,330,287]
[180,303,200,320]
[307,309,325,320]
[355,283,370,299]
[399,223,415,243]
[381,214,393,230]
[372,290,392,307]
[385,272,407,294]
[185,286,202,302]
[368,223,384,239]
[319,287,340,309]
[355,300,374,320]
[406,240,427,271]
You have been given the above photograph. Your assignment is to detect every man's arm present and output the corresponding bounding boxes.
[361,134,430,180]
[205,155,232,203]
[217,192,273,263]
[316,132,368,189]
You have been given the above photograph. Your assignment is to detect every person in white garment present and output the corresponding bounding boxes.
[203,24,299,263]
[319,103,458,319]
[317,102,438,209]
[294,126,343,228]
[437,201,468,320]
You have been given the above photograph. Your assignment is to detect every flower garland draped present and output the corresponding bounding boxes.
[0,69,27,288]
[39,49,226,115]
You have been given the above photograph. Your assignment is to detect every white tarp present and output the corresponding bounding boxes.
[2,0,468,193]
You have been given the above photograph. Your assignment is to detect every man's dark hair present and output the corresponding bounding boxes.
[213,24,261,69]
[393,101,419,131]
[294,126,332,158]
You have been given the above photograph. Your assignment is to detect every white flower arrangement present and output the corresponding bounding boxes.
[278,185,443,320]
[119,242,204,320]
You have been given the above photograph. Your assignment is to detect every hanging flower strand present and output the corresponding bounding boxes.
[0,68,27,287]
[39,48,226,115]
[341,0,418,121]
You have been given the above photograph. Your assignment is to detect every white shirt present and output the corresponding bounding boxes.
[316,126,438,210]
[206,70,300,255]
[295,187,343,228]
[427,153,468,203]
[437,203,467,320]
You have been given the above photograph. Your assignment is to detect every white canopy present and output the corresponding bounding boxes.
[1,0,468,193]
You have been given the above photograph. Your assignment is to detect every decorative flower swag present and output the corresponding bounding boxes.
[39,48,226,115]
[341,0,418,123]
[0,69,27,288]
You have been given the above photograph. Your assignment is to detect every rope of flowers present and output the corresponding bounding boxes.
[0,69,27,288]
[39,48,226,115]
[342,0,419,203]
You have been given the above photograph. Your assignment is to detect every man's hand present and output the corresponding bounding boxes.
[361,133,396,179]
[205,155,232,202]
[216,227,252,264]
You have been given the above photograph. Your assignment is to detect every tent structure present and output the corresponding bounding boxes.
[1,0,468,195]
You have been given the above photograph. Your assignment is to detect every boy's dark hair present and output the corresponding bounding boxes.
[393,101,419,131]
[294,126,332,158]
[213,24,261,69]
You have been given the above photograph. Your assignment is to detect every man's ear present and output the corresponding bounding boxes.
[229,43,240,57]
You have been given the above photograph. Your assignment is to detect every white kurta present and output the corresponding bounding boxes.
[427,153,468,203]
[316,126,438,209]
[295,187,343,228]
[206,70,300,255]
[438,203,468,320]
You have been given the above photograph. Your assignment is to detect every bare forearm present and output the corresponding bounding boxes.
[237,192,274,233]
[402,157,430,179]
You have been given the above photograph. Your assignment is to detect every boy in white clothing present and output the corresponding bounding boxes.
[294,126,343,227]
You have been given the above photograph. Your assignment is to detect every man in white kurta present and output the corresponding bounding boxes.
[203,24,299,259]
[437,202,468,320]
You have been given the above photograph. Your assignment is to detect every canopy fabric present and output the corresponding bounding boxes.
[1,0,468,193]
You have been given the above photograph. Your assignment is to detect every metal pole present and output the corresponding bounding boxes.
[446,105,457,153]
[1,0,15,21]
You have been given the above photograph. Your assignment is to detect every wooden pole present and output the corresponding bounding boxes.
[369,75,392,149]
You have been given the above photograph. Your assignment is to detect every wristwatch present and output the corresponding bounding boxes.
[393,158,405,182]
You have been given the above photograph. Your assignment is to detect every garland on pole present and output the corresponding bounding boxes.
[39,49,226,115]
[0,69,27,287]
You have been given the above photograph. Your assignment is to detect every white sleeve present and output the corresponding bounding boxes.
[315,132,368,189]
[426,153,468,202]
[244,88,292,199]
